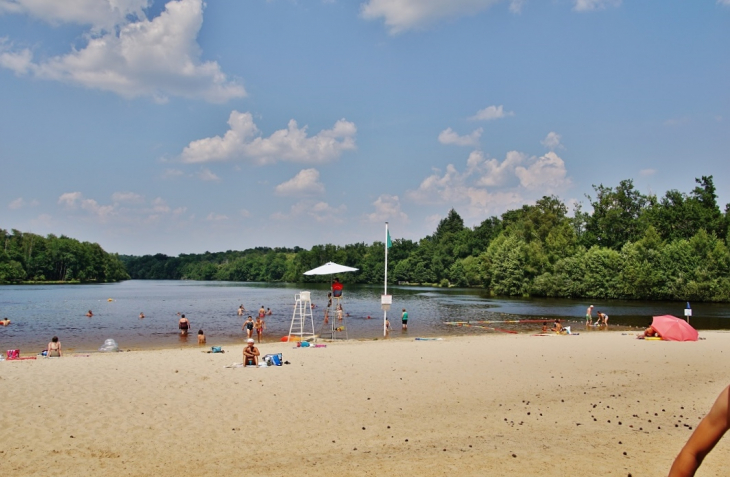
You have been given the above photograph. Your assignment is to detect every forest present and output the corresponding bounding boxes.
[120,176,730,302]
[0,229,129,283]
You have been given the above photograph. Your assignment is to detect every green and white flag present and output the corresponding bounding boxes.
[387,229,392,248]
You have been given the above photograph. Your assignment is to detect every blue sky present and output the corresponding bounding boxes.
[1,0,728,255]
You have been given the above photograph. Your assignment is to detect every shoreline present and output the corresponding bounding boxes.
[2,331,730,476]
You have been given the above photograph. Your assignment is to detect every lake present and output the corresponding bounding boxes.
[1,280,727,353]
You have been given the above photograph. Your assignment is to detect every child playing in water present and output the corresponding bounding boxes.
[255,316,265,343]
[197,329,206,345]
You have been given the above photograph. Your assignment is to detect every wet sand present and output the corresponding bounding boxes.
[1,331,729,476]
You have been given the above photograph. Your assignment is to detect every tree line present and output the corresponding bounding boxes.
[74,176,730,301]
[0,229,129,283]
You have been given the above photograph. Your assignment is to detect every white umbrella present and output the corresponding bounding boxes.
[303,261,358,276]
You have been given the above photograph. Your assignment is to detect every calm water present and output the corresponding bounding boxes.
[1,280,728,353]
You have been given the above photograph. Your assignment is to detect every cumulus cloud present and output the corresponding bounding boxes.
[8,197,38,209]
[573,0,621,11]
[275,169,325,197]
[639,169,656,177]
[0,0,245,103]
[206,212,228,221]
[272,200,346,224]
[58,192,83,208]
[360,0,502,34]
[469,105,514,121]
[197,168,220,181]
[111,191,144,203]
[438,127,482,147]
[508,0,525,13]
[0,0,150,30]
[180,111,357,165]
[364,194,409,223]
[407,148,571,218]
[541,131,563,150]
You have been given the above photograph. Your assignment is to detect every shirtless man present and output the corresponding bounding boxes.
[237,305,245,316]
[255,316,265,343]
[0,317,10,326]
[178,314,190,335]
[243,338,260,366]
[585,305,593,325]
[669,384,730,476]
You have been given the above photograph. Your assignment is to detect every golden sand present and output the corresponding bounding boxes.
[1,331,729,476]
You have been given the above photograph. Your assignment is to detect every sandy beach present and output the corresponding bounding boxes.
[1,331,729,476]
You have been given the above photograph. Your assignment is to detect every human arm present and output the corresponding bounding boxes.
[669,385,730,477]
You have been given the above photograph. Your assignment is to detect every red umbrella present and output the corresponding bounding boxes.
[651,315,698,342]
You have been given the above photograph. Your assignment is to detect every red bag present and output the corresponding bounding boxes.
[6,349,20,360]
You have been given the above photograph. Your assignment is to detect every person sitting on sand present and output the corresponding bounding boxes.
[551,319,562,333]
[542,321,548,333]
[197,329,206,345]
[47,336,62,357]
[669,384,730,476]
[243,338,260,366]
[0,317,10,326]
[86,310,93,317]
[178,314,190,335]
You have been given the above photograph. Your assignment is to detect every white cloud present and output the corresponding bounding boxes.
[360,0,502,34]
[240,209,251,218]
[639,168,656,177]
[0,0,150,30]
[275,168,325,197]
[514,151,571,191]
[272,200,346,224]
[8,197,38,209]
[151,197,171,213]
[180,111,357,165]
[469,105,514,121]
[719,0,730,6]
[58,191,83,208]
[541,131,563,150]
[0,0,245,103]
[197,168,220,181]
[111,191,144,203]
[364,194,409,223]
[206,212,228,221]
[407,148,571,218]
[508,0,525,13]
[573,0,621,11]
[438,127,482,147]
[162,168,184,178]
[80,198,115,219]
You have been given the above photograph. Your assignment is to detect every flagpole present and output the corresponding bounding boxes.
[384,222,388,337]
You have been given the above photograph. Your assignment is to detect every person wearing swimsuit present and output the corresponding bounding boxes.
[47,336,62,357]
[255,317,265,343]
[258,306,266,319]
[178,314,190,335]
[244,316,255,338]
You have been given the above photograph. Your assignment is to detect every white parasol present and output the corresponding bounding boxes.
[303,261,358,275]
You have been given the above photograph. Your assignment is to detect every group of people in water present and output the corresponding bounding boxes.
[176,304,272,345]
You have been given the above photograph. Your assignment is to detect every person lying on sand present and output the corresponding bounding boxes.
[669,384,730,476]
[638,326,660,339]
[243,339,260,366]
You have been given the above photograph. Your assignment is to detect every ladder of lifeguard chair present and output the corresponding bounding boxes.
[289,292,316,342]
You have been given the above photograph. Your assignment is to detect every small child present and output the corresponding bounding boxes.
[542,321,548,333]
[197,329,206,345]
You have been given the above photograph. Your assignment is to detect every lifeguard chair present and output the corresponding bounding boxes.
[288,291,316,343]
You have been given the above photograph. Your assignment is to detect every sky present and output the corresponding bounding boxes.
[1,0,728,256]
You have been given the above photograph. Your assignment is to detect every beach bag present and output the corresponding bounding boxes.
[211,346,223,353]
[263,353,283,366]
[7,349,19,360]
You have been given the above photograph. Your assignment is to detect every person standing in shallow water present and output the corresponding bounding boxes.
[585,305,594,325]
[401,308,408,330]
[243,315,255,339]
[178,314,190,335]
